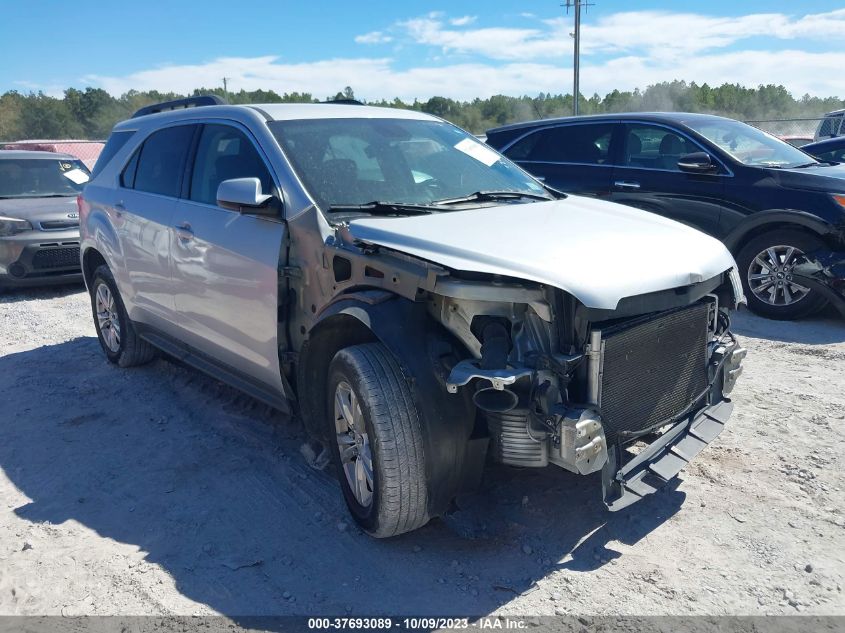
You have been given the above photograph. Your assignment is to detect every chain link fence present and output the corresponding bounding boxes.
[744,118,827,146]
[0,140,105,170]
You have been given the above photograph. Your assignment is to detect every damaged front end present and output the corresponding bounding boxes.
[440,269,746,511]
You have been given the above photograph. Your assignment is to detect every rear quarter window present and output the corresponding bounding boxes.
[505,124,614,164]
[91,131,134,178]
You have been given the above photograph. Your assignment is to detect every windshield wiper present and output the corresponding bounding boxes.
[433,190,553,206]
[326,201,437,216]
[791,162,822,168]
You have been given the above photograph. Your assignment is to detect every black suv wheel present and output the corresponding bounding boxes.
[736,230,828,320]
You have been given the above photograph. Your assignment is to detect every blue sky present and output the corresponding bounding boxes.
[1,1,843,100]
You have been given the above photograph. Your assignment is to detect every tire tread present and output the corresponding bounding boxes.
[331,343,428,537]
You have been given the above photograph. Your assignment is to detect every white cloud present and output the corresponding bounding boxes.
[354,31,393,45]
[399,17,555,60]
[69,8,845,104]
[82,49,845,103]
[573,8,845,57]
[396,8,845,61]
[449,15,476,26]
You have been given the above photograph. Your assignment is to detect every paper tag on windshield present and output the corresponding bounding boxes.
[62,168,90,185]
[454,138,500,167]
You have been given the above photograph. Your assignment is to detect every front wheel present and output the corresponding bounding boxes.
[736,230,829,320]
[327,343,429,538]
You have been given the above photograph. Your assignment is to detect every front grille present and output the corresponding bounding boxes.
[39,219,78,230]
[31,246,80,270]
[598,302,710,443]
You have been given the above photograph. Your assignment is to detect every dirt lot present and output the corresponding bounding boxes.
[0,284,843,618]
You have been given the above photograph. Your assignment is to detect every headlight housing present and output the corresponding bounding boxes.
[832,194,845,210]
[0,216,33,237]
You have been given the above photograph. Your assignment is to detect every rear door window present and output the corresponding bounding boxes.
[505,124,614,165]
[131,125,196,198]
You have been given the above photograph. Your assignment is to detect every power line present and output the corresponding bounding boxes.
[563,0,593,116]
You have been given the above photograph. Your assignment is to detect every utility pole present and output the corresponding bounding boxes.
[563,0,592,116]
[222,77,230,99]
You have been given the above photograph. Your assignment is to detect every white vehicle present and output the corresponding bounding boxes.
[815,109,845,141]
[80,97,746,537]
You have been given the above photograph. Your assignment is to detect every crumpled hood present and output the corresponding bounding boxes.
[0,196,79,223]
[348,195,736,310]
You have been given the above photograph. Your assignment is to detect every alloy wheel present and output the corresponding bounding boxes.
[333,380,374,508]
[746,244,811,307]
[95,283,121,352]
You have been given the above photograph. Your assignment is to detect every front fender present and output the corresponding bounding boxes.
[301,292,486,517]
[723,209,839,252]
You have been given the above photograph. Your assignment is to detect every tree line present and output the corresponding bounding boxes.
[1,81,842,141]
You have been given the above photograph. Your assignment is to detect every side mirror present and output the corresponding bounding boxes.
[216,178,280,216]
[678,152,717,174]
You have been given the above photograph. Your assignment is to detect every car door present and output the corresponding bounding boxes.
[170,122,289,398]
[609,122,726,235]
[115,124,196,333]
[501,122,618,196]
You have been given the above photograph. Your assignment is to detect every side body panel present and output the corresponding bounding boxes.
[115,189,179,330]
[608,122,727,235]
[170,202,287,393]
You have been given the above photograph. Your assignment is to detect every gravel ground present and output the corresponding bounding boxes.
[0,283,843,618]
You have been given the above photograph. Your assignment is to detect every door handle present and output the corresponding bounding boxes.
[614,180,641,190]
[175,222,194,242]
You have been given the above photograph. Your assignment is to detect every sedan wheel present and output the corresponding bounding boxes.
[746,244,810,307]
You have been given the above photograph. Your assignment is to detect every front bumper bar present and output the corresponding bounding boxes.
[602,399,733,511]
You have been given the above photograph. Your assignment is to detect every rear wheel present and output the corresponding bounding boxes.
[90,265,156,367]
[327,343,429,538]
[736,230,828,320]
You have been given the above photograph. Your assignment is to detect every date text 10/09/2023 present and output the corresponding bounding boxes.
[307,617,527,629]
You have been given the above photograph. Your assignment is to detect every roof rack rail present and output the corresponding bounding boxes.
[131,95,228,119]
[322,99,365,105]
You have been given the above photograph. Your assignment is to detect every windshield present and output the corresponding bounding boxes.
[685,119,816,168]
[268,118,549,211]
[0,158,91,198]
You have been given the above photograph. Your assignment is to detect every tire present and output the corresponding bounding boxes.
[736,229,829,320]
[90,265,156,367]
[327,343,428,538]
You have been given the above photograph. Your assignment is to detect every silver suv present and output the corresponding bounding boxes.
[80,96,746,537]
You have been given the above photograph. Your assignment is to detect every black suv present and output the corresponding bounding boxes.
[487,113,845,320]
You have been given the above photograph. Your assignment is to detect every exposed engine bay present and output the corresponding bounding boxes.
[430,269,746,510]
